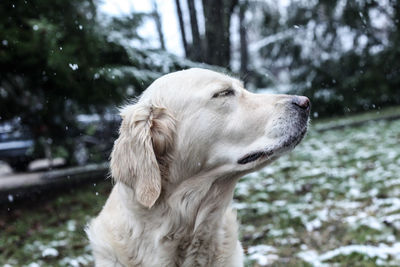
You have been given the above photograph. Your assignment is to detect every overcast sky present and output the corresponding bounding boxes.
[99,0,184,56]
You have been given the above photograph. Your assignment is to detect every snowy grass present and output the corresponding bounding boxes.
[240,118,400,266]
[0,182,111,266]
[1,113,399,266]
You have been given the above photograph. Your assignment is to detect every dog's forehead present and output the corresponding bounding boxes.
[139,68,244,107]
[151,68,241,92]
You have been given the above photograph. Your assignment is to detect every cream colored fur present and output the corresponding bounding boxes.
[86,68,309,267]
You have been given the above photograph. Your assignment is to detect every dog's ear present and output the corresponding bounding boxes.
[110,103,175,208]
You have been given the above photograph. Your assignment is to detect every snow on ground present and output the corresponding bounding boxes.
[247,245,279,266]
[236,119,400,266]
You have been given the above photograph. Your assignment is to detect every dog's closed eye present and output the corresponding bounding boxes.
[212,89,235,98]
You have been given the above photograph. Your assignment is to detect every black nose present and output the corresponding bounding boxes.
[292,96,310,111]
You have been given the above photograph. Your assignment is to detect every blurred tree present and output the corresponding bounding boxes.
[175,0,189,57]
[202,0,238,67]
[151,0,166,50]
[174,0,238,68]
[187,0,203,61]
[254,0,400,116]
[108,12,145,42]
[239,0,249,76]
[0,0,124,164]
[0,0,209,165]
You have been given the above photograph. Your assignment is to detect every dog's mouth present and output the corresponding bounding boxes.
[237,125,308,165]
[237,150,273,165]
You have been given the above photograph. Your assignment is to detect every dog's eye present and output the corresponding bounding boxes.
[212,89,235,98]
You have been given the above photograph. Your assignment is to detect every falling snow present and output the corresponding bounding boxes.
[68,63,79,71]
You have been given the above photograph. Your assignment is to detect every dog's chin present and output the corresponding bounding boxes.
[237,124,308,166]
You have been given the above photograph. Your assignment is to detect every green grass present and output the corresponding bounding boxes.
[237,118,400,266]
[1,109,400,266]
[0,181,112,266]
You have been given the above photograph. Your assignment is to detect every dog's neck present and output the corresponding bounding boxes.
[168,173,240,265]
[118,171,240,265]
[167,172,238,230]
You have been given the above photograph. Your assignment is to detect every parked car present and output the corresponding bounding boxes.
[0,113,120,172]
[0,119,34,171]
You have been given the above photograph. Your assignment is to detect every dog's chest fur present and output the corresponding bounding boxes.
[88,182,243,267]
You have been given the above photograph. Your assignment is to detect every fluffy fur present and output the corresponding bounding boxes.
[86,68,310,266]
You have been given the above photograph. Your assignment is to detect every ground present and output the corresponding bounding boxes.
[239,117,400,266]
[1,109,399,267]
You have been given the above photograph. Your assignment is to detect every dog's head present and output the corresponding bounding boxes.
[111,68,310,208]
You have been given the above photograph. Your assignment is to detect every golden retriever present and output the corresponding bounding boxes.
[86,68,310,266]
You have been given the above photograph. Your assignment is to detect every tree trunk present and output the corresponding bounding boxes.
[175,0,189,56]
[393,0,400,45]
[202,0,238,68]
[187,0,203,61]
[152,0,166,50]
[239,1,248,75]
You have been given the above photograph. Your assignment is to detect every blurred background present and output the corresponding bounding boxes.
[0,0,399,266]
